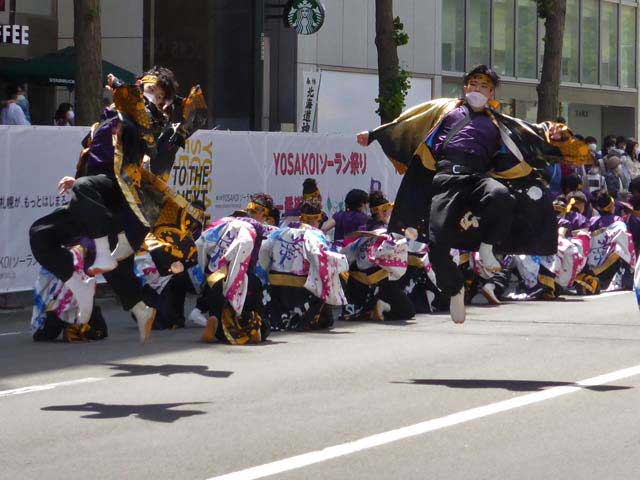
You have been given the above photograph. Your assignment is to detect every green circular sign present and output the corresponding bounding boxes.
[286,0,326,35]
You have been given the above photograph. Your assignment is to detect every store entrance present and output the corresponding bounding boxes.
[145,0,261,130]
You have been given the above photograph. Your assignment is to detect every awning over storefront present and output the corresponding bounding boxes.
[0,46,136,87]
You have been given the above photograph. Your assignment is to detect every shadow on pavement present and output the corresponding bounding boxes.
[393,379,632,392]
[41,402,209,423]
[105,363,233,378]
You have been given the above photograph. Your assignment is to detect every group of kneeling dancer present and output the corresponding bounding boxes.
[27,64,635,345]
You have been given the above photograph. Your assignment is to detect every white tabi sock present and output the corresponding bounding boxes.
[450,287,466,324]
[111,231,134,262]
[479,242,501,273]
[64,272,96,324]
[89,236,117,275]
[131,301,156,344]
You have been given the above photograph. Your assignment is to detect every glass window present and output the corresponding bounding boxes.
[16,0,53,16]
[442,79,463,98]
[516,0,537,78]
[467,0,491,68]
[562,0,579,82]
[493,0,515,76]
[600,2,618,86]
[581,0,599,84]
[442,0,465,72]
[620,6,636,88]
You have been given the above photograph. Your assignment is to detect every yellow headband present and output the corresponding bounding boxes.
[139,75,158,85]
[246,202,267,214]
[300,213,322,224]
[600,198,615,214]
[303,189,321,199]
[468,73,495,87]
[553,201,567,212]
[370,202,393,214]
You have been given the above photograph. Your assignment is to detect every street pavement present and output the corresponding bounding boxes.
[1,292,639,480]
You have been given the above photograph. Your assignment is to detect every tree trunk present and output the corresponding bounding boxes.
[74,0,102,126]
[375,0,399,124]
[536,0,566,123]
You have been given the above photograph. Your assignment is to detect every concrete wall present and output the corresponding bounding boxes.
[568,103,603,141]
[602,106,636,140]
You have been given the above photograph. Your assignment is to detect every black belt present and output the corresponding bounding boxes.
[436,160,484,175]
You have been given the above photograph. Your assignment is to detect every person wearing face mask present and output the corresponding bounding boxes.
[32,66,208,343]
[356,64,591,323]
[0,84,30,125]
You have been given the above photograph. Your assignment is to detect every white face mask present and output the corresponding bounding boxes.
[143,91,156,106]
[466,91,488,110]
[67,110,75,122]
[635,146,640,156]
[17,95,25,101]
[588,143,597,153]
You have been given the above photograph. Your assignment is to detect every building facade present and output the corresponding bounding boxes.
[297,0,640,141]
[2,0,638,140]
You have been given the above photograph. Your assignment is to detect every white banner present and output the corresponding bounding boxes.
[1,127,400,292]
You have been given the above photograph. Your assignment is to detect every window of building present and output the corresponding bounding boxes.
[515,0,537,78]
[580,0,599,84]
[493,0,515,76]
[16,0,53,16]
[441,0,465,72]
[442,79,463,98]
[600,2,618,86]
[467,0,491,68]
[561,0,579,82]
[620,5,636,88]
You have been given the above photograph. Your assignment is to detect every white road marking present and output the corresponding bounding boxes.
[583,291,631,300]
[0,331,27,337]
[0,377,104,398]
[207,364,640,480]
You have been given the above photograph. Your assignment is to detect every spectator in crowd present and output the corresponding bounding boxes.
[585,136,598,159]
[0,84,30,125]
[604,155,623,198]
[54,102,75,126]
[608,136,632,190]
[15,84,30,123]
[623,138,640,179]
[598,135,616,164]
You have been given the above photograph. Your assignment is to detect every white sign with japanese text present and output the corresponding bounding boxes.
[0,127,400,292]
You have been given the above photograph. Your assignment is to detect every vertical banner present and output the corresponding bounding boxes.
[298,71,321,133]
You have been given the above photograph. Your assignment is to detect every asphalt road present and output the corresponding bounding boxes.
[1,292,639,480]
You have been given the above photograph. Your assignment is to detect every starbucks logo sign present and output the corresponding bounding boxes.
[286,0,326,35]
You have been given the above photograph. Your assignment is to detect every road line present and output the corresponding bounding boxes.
[584,291,630,300]
[0,377,104,398]
[207,364,640,480]
[0,331,27,337]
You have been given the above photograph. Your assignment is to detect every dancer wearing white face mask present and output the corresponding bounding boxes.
[356,65,592,324]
